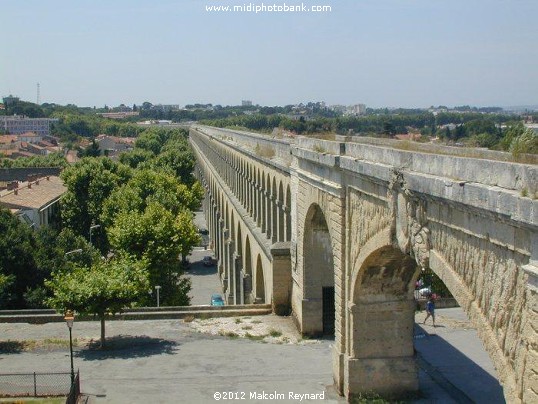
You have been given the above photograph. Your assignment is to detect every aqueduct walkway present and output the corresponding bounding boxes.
[189,124,538,403]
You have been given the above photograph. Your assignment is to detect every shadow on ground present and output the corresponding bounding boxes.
[0,340,28,354]
[414,324,504,403]
[76,335,178,361]
[186,263,217,276]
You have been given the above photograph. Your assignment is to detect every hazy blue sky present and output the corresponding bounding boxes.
[1,0,537,108]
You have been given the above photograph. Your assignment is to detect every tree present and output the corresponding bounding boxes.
[0,207,38,308]
[60,158,132,246]
[107,202,198,306]
[100,169,202,228]
[78,139,101,158]
[46,256,149,348]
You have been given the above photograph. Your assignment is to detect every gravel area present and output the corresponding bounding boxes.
[186,314,320,345]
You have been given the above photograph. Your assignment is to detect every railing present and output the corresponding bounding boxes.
[0,371,75,399]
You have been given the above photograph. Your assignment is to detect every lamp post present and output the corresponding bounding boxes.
[155,285,161,308]
[64,310,75,385]
[89,224,101,245]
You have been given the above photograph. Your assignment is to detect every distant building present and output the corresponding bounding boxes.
[97,111,139,119]
[18,131,43,143]
[242,100,253,107]
[0,116,58,137]
[348,104,366,116]
[2,95,20,106]
[95,134,136,157]
[525,123,538,134]
[153,104,180,112]
[0,168,62,190]
[0,175,66,228]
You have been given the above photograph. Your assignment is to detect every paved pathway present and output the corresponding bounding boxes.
[185,208,222,306]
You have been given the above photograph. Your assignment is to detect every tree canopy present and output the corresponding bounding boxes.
[46,255,149,347]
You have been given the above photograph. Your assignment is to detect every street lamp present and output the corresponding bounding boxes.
[155,285,161,308]
[89,224,101,245]
[64,310,75,385]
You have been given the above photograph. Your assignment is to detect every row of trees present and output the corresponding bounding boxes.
[201,113,537,154]
[0,127,203,346]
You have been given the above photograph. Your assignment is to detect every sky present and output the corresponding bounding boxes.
[1,0,537,109]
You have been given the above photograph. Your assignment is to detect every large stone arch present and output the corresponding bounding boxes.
[345,234,420,399]
[255,255,266,303]
[302,203,335,335]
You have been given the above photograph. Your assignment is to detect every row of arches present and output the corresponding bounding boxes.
[191,130,292,304]
[192,130,292,244]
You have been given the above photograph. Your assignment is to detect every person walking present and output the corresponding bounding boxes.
[423,295,436,327]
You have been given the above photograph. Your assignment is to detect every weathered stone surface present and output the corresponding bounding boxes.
[190,125,538,403]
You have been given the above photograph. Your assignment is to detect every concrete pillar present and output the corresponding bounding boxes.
[270,242,292,315]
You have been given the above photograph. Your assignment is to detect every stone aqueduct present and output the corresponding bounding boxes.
[189,125,538,403]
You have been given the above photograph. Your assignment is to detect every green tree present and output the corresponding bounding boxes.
[107,202,197,306]
[0,207,38,308]
[100,169,202,228]
[47,255,149,347]
[60,158,132,246]
[78,139,101,158]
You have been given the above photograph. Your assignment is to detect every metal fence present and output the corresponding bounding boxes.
[0,371,73,398]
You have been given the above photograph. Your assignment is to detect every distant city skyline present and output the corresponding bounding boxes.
[2,1,537,109]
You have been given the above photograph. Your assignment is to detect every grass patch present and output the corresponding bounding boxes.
[0,398,67,403]
[245,333,266,341]
[234,318,242,324]
[242,325,253,330]
[219,331,239,339]
[269,329,282,338]
[43,338,72,347]
[251,320,262,324]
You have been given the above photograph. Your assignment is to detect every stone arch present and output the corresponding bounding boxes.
[261,172,267,232]
[255,255,265,303]
[278,180,285,242]
[244,236,253,303]
[423,248,519,402]
[271,177,278,242]
[346,241,420,399]
[265,174,272,238]
[285,184,291,241]
[302,203,335,335]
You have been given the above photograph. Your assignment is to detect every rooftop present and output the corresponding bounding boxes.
[0,176,66,210]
